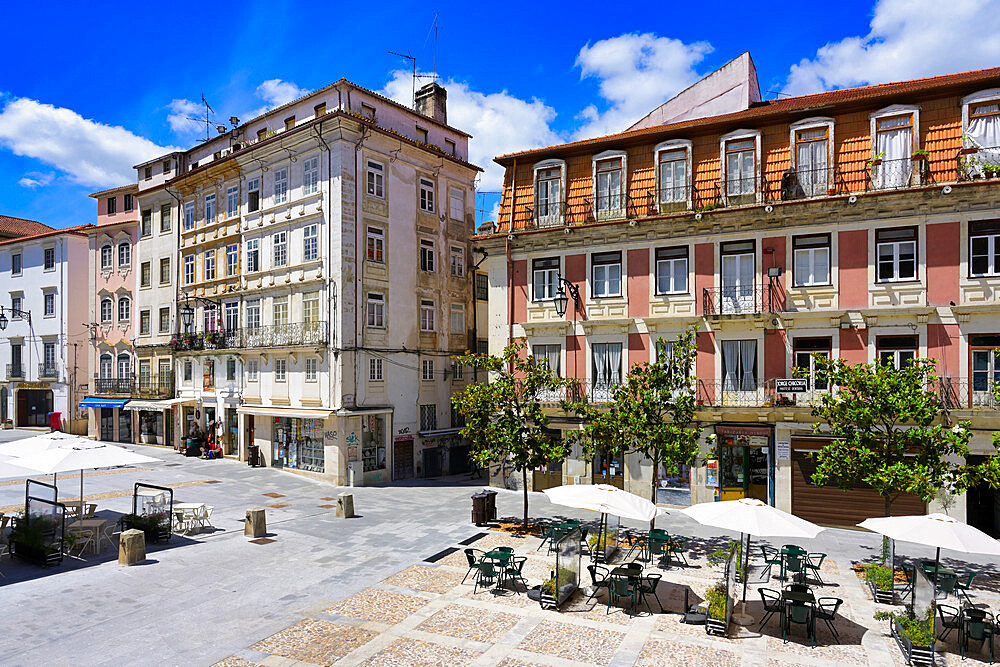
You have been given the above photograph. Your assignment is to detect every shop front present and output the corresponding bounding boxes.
[18,385,54,427]
[714,425,774,504]
[237,406,337,479]
[80,397,129,442]
[272,416,325,472]
[417,428,468,478]
[123,397,183,446]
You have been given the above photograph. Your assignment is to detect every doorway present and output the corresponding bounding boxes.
[716,426,772,503]
[393,439,414,480]
[225,408,238,455]
[593,453,624,489]
[100,408,114,441]
[117,410,132,443]
[720,241,755,314]
[968,455,999,537]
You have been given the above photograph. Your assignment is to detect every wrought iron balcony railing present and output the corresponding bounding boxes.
[956,146,1000,182]
[38,363,57,379]
[702,284,779,316]
[94,376,135,395]
[940,377,1000,411]
[865,157,929,191]
[171,321,329,352]
[6,364,23,379]
[764,166,847,201]
[135,372,175,399]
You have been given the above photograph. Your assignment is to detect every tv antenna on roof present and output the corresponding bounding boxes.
[176,94,217,142]
[389,46,440,108]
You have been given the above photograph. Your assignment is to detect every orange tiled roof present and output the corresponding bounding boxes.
[89,183,138,198]
[495,65,1000,163]
[0,223,92,246]
[0,215,54,239]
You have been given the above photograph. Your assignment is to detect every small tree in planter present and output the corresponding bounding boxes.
[865,562,897,604]
[120,511,170,543]
[875,608,936,666]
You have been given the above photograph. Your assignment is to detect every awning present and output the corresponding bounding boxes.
[236,406,333,420]
[418,427,463,438]
[79,398,129,409]
[123,397,186,411]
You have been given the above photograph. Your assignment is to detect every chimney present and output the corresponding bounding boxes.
[415,82,447,124]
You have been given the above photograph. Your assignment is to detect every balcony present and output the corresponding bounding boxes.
[956,146,1000,182]
[764,166,847,201]
[940,377,1000,411]
[38,363,57,379]
[171,322,329,352]
[702,284,780,317]
[6,364,24,380]
[135,372,175,399]
[865,157,929,191]
[94,376,134,395]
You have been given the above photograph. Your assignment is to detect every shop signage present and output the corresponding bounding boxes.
[776,440,791,461]
[394,434,414,442]
[17,382,50,389]
[715,425,772,438]
[706,459,718,487]
[775,378,809,393]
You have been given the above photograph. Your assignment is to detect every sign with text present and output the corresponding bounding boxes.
[774,378,809,393]
[776,440,791,461]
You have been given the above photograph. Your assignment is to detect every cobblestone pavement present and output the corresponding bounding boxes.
[1,431,999,665]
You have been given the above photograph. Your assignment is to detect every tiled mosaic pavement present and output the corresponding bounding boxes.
[216,528,1000,666]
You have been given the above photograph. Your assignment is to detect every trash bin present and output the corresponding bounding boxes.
[481,489,498,522]
[248,444,260,467]
[48,411,62,431]
[471,493,488,526]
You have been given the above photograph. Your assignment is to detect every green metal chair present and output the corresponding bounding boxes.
[473,558,498,595]
[955,571,978,606]
[784,600,815,646]
[758,588,783,630]
[666,536,689,567]
[962,608,995,663]
[638,573,662,613]
[648,536,669,567]
[504,556,528,594]
[805,553,827,586]
[783,553,805,583]
[606,574,638,616]
[938,603,962,642]
[461,548,487,584]
[586,564,611,602]
[936,572,960,601]
[760,544,783,580]
[815,597,842,643]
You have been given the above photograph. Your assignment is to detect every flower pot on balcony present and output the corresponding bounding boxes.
[959,147,980,156]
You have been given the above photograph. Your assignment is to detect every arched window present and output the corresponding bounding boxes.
[100,297,113,322]
[101,245,113,269]
[99,353,113,378]
[118,242,131,267]
[117,353,131,378]
[118,296,130,322]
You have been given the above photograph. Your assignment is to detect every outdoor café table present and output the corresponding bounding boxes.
[611,564,644,581]
[67,518,108,554]
[173,503,206,534]
[782,588,817,642]
[484,549,513,590]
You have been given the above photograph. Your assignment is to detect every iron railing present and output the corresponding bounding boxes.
[940,377,1000,411]
[865,157,929,191]
[37,363,57,379]
[764,166,846,201]
[720,176,759,206]
[702,284,779,316]
[956,146,1000,182]
[135,372,175,399]
[171,321,329,352]
[94,376,135,394]
[6,364,23,379]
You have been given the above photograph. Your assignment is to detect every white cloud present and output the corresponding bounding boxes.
[382,71,562,192]
[255,79,309,107]
[18,171,54,189]
[784,0,1000,94]
[168,79,311,140]
[574,33,713,138]
[166,98,206,137]
[0,98,180,188]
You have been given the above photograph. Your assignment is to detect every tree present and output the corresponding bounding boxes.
[808,356,1000,518]
[565,327,702,526]
[451,340,570,526]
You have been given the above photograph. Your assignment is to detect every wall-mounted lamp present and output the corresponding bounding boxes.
[553,275,581,317]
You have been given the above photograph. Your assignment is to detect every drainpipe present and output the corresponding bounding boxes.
[507,160,516,371]
[470,248,488,381]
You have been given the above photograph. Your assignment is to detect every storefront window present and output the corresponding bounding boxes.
[271,417,324,472]
[362,414,386,472]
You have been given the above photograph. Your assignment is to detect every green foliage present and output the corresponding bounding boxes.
[541,567,577,596]
[865,563,895,591]
[807,356,1000,514]
[705,582,729,621]
[452,340,570,524]
[121,512,168,535]
[9,512,66,554]
[875,607,936,647]
[706,540,737,568]
[565,328,702,510]
[587,528,618,552]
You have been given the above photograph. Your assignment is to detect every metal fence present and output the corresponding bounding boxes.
[94,377,135,394]
[702,284,779,316]
[172,321,329,352]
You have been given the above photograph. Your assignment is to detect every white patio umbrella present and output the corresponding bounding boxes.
[0,457,48,481]
[543,484,662,522]
[7,442,160,518]
[678,498,825,625]
[0,430,83,458]
[857,513,1000,596]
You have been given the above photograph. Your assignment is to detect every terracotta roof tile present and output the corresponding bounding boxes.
[0,215,54,239]
[0,223,92,246]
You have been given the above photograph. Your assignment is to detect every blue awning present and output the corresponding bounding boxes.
[79,398,129,409]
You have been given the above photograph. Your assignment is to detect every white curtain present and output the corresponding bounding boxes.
[608,343,622,384]
[968,113,1000,176]
[740,341,757,391]
[594,344,608,387]
[722,341,740,392]
[797,141,826,195]
[875,127,912,188]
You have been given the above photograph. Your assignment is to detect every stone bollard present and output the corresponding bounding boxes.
[245,507,267,538]
[336,492,355,519]
[119,528,145,566]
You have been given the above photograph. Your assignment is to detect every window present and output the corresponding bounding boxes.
[970,335,1000,396]
[117,295,129,321]
[450,245,465,277]
[451,363,464,381]
[203,359,214,391]
[183,361,193,382]
[449,187,464,221]
[203,304,217,332]
[11,296,22,316]
[101,245,112,269]
[204,250,215,280]
[140,261,151,287]
[369,357,383,381]
[655,247,688,294]
[284,116,295,131]
[595,157,623,213]
[872,111,915,189]
[529,166,565,229]
[793,337,830,391]
[591,251,622,297]
[657,149,687,205]
[274,358,287,382]
[794,126,830,197]
[11,253,21,275]
[183,255,194,285]
[303,157,319,196]
[124,193,133,211]
[44,247,55,270]
[273,167,288,204]
[257,128,267,141]
[305,357,317,382]
[970,221,1000,276]
[361,103,375,120]
[450,304,465,333]
[420,239,435,272]
[43,342,55,374]
[272,296,289,326]
[203,194,216,225]
[226,186,239,219]
[302,292,319,323]
[876,227,917,282]
[592,342,623,388]
[224,302,239,330]
[477,339,488,354]
[721,339,757,391]
[159,257,170,285]
[160,204,171,232]
[419,178,435,212]
[315,102,327,118]
[245,300,261,330]
[272,231,287,267]
[143,166,152,180]
[420,299,435,332]
[141,209,152,236]
[476,273,488,301]
[226,244,238,276]
[139,309,151,335]
[366,160,384,198]
[159,307,170,333]
[366,293,384,328]
[118,353,131,378]
[416,127,429,143]
[421,359,435,381]
[877,335,917,369]
[43,292,55,317]
[964,94,1000,175]
[99,353,112,378]
[445,139,456,155]
[366,227,384,262]
[183,201,194,231]
[720,241,756,314]
[246,359,259,382]
[117,243,129,267]
[420,404,437,431]
[162,160,171,175]
[247,178,260,212]
[245,239,259,273]
[725,138,756,200]
[107,196,117,215]
[303,224,318,262]
[531,257,560,301]
[226,358,236,382]
[792,234,831,286]
[532,344,561,376]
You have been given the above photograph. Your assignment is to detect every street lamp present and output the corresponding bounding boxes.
[0,305,31,331]
[180,303,195,331]
[553,275,580,318]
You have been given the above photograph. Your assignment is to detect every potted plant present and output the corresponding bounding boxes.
[867,151,886,168]
[910,148,930,162]
[1,418,12,430]
[984,162,1000,178]
[9,513,67,566]
[120,511,170,543]
[875,608,936,666]
[704,582,730,635]
[864,562,896,603]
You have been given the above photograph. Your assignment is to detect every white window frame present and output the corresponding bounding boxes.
[226,185,239,219]
[366,292,385,328]
[43,246,55,271]
[100,245,113,269]
[11,253,21,276]
[273,167,288,205]
[449,245,465,277]
[869,105,921,188]
[719,129,762,205]
[421,359,435,381]
[789,117,835,197]
[532,257,560,302]
[592,150,627,218]
[183,201,195,231]
[272,231,287,268]
[245,238,259,273]
[274,358,287,382]
[962,89,1000,142]
[876,228,918,283]
[654,139,693,209]
[302,156,319,196]
[420,239,435,272]
[246,358,259,382]
[204,250,215,281]
[369,357,384,381]
[302,292,320,323]
[303,224,318,262]
[591,252,623,298]
[204,193,216,224]
[247,178,260,212]
[654,247,689,295]
[226,244,238,276]
[450,303,465,333]
[970,225,1000,277]
[43,292,55,317]
[419,177,435,212]
[419,299,435,332]
[100,297,112,322]
[533,159,567,225]
[245,299,261,330]
[366,160,384,198]
[183,255,194,285]
[305,357,318,382]
[792,234,832,287]
[117,295,130,321]
[117,242,130,267]
[449,186,464,221]
[366,226,385,263]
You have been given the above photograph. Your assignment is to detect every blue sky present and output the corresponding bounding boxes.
[1,0,998,228]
